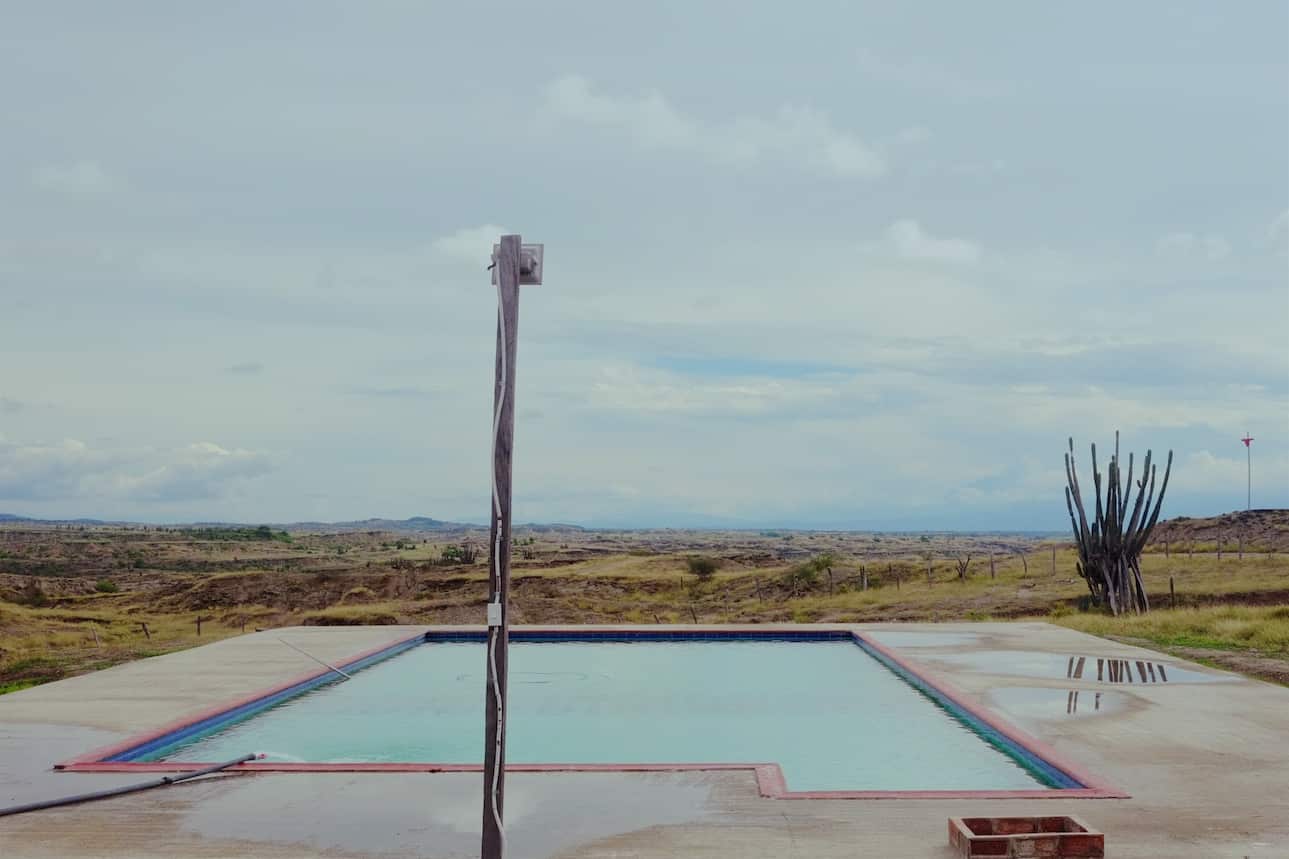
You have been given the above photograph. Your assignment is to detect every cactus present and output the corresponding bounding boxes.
[1064,432,1173,615]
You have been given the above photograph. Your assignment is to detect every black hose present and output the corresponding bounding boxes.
[0,754,257,819]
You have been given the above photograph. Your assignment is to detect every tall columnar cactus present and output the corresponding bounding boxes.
[1064,432,1173,615]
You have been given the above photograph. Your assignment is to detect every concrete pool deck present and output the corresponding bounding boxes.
[1,622,1286,857]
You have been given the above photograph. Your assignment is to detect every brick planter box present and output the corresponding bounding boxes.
[948,816,1104,858]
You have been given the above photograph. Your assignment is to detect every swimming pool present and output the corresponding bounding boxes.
[60,629,1123,799]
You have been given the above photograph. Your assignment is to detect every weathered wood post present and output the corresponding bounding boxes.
[1170,576,1176,609]
[1239,533,1244,561]
[861,566,868,591]
[1051,545,1056,576]
[1164,540,1169,559]
[1217,538,1222,561]
[481,234,541,859]
[196,616,202,636]
[989,552,995,579]
[139,621,150,640]
[926,556,933,586]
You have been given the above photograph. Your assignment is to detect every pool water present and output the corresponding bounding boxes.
[148,639,1049,791]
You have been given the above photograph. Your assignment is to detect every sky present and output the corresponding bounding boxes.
[1,2,1287,530]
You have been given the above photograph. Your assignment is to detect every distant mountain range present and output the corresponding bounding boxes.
[0,512,588,533]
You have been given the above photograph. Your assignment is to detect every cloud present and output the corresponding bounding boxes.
[0,397,22,415]
[346,385,437,399]
[1170,449,1289,500]
[109,442,274,502]
[544,75,885,178]
[1269,209,1289,246]
[30,161,121,195]
[586,364,843,417]
[0,437,272,504]
[1156,232,1231,262]
[224,361,264,375]
[430,224,509,262]
[883,219,981,263]
[0,437,115,501]
[854,49,1013,102]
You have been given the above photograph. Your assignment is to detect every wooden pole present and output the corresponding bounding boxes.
[196,616,201,636]
[481,235,522,859]
[989,552,995,579]
[1051,545,1056,576]
[1170,576,1176,609]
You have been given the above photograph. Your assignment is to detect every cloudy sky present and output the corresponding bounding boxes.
[2,2,1286,529]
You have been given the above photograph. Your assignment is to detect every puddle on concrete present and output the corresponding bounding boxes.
[931,650,1234,684]
[988,686,1128,719]
[864,630,981,649]
[181,770,713,858]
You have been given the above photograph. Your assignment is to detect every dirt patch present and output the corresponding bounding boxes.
[1151,509,1289,552]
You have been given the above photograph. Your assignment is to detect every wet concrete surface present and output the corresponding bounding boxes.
[985,686,1133,722]
[1,622,1287,857]
[862,630,983,649]
[925,647,1236,684]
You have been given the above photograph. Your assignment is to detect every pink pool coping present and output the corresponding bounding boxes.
[55,625,1129,800]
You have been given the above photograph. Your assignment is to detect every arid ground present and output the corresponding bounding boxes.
[3,510,1287,692]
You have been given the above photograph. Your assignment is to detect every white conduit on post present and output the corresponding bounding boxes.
[489,271,507,856]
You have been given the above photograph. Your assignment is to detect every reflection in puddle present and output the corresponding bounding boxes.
[934,650,1231,683]
[989,686,1126,719]
[1065,655,1171,684]
[864,631,981,648]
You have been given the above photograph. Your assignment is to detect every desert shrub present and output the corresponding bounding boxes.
[685,556,719,580]
[782,562,819,593]
[94,579,119,593]
[439,543,478,565]
[18,581,48,607]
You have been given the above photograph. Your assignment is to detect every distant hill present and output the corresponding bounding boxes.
[1150,509,1289,551]
[287,516,483,533]
[0,513,116,525]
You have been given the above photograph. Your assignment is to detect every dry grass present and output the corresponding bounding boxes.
[3,523,1288,692]
[1053,605,1289,655]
